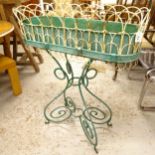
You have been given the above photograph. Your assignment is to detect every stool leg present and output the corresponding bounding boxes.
[3,35,12,58]
[13,32,18,61]
[138,74,155,111]
[138,77,149,110]
[10,16,40,73]
[8,66,22,96]
[113,63,118,81]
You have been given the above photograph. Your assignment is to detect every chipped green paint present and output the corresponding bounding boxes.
[23,16,139,63]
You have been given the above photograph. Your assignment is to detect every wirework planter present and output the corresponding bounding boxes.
[23,16,140,63]
[13,2,151,153]
[13,3,150,63]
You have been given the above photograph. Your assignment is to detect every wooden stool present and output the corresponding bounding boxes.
[0,20,22,96]
[0,55,22,95]
[0,0,42,72]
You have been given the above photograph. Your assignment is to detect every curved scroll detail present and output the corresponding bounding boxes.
[80,116,98,153]
[47,106,72,123]
[83,107,108,124]
[79,60,112,125]
[44,52,74,123]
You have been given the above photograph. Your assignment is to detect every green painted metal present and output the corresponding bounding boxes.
[25,40,141,63]
[23,16,139,63]
[44,51,112,153]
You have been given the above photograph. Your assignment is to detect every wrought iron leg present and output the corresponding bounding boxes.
[113,63,118,81]
[138,69,155,111]
[44,51,112,153]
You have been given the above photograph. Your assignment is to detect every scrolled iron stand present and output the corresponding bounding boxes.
[44,50,112,153]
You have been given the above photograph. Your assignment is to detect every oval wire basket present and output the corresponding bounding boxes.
[13,3,151,63]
